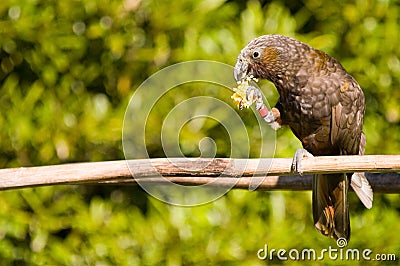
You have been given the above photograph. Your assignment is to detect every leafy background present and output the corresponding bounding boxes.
[1,0,400,265]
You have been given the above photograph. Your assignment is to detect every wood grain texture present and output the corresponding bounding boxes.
[0,155,399,192]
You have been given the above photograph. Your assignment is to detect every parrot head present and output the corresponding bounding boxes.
[234,34,303,83]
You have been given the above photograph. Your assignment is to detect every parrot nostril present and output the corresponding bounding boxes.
[234,58,249,82]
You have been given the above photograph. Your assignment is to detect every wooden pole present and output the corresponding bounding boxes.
[0,155,399,192]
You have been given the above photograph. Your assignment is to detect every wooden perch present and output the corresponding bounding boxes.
[0,155,399,192]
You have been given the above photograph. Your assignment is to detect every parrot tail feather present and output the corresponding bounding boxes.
[313,173,350,240]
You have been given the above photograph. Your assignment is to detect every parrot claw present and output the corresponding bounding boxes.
[246,85,263,110]
[264,107,281,130]
[291,148,313,175]
[264,111,275,123]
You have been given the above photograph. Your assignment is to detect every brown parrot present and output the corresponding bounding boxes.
[234,34,373,240]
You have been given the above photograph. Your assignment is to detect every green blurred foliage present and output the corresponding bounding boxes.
[0,0,400,264]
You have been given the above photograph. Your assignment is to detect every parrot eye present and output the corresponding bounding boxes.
[252,51,260,59]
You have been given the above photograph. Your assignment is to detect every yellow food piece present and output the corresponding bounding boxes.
[231,76,258,109]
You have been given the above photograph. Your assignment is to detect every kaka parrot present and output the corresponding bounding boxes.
[234,34,373,240]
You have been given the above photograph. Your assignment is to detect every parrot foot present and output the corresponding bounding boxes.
[244,85,282,130]
[291,148,313,175]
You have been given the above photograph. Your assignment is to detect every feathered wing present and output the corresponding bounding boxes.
[313,79,372,240]
[330,81,373,209]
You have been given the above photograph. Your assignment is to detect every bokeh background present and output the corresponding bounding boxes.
[1,0,400,264]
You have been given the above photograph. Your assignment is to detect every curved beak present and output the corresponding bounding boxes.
[234,56,249,82]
